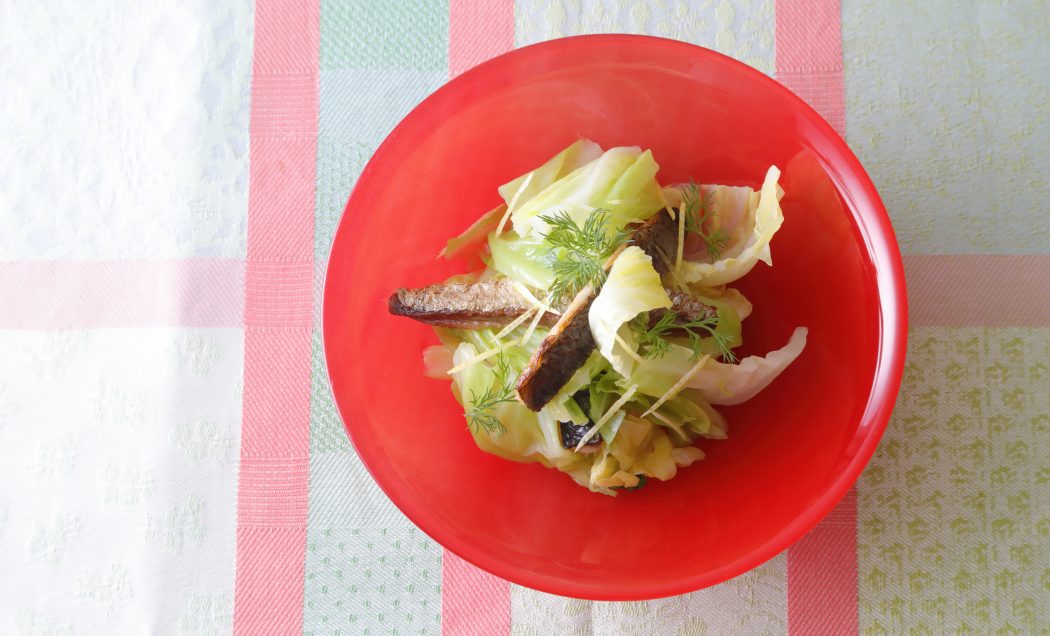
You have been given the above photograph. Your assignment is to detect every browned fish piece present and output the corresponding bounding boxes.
[516,211,681,411]
[659,288,716,325]
[629,208,680,276]
[516,287,597,410]
[388,279,559,329]
[389,279,710,330]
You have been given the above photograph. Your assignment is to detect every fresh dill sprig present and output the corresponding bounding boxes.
[634,310,677,359]
[464,354,516,434]
[632,310,738,363]
[539,209,627,302]
[681,182,730,260]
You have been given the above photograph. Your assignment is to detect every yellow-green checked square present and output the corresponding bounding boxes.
[858,328,1050,634]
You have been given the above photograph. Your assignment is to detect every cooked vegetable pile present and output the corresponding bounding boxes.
[389,140,806,495]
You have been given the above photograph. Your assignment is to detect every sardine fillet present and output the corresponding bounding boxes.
[388,279,558,329]
[389,280,710,330]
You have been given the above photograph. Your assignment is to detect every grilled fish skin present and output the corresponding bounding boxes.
[628,208,680,276]
[388,279,559,329]
[661,289,716,324]
[389,279,711,330]
[515,285,598,410]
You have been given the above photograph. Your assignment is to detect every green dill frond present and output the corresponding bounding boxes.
[681,182,728,260]
[463,354,516,434]
[632,310,737,363]
[539,209,627,302]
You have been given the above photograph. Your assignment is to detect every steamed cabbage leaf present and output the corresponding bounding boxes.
[542,351,608,425]
[449,341,591,477]
[689,285,753,321]
[449,342,545,462]
[588,246,671,377]
[498,139,603,216]
[487,231,556,289]
[689,327,808,405]
[624,325,805,404]
[623,298,744,397]
[509,147,664,238]
[678,166,784,286]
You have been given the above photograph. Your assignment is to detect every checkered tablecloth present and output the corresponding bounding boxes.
[3,1,1047,634]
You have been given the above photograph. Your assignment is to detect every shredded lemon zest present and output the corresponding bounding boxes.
[673,200,686,281]
[664,262,688,291]
[675,207,685,279]
[656,187,684,282]
[492,306,537,341]
[575,384,638,451]
[642,355,711,417]
[511,281,560,315]
[496,172,534,236]
[648,409,677,428]
[521,294,550,344]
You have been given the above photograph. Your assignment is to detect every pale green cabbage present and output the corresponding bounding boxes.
[588,245,671,377]
[509,147,664,239]
[621,298,743,398]
[487,232,556,290]
[678,166,784,286]
[688,327,808,405]
[689,285,753,321]
[498,139,603,214]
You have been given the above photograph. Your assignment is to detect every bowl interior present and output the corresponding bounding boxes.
[323,36,905,599]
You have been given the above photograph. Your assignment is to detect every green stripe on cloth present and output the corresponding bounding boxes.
[858,328,1050,634]
[310,329,351,454]
[514,0,775,74]
[305,2,450,634]
[843,1,1050,254]
[320,0,449,71]
[312,137,374,272]
[317,70,449,145]
[304,527,441,635]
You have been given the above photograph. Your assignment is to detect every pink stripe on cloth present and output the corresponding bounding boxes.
[906,254,1050,326]
[776,1,855,634]
[443,3,516,633]
[448,0,516,77]
[0,259,243,329]
[788,488,858,635]
[232,0,319,633]
[775,0,846,135]
[442,552,511,636]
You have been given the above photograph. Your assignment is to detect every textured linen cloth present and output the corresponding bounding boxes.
[2,1,1047,634]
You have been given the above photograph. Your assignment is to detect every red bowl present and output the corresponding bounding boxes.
[323,35,906,600]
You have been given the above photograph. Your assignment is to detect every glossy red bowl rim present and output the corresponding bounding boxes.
[323,34,908,600]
